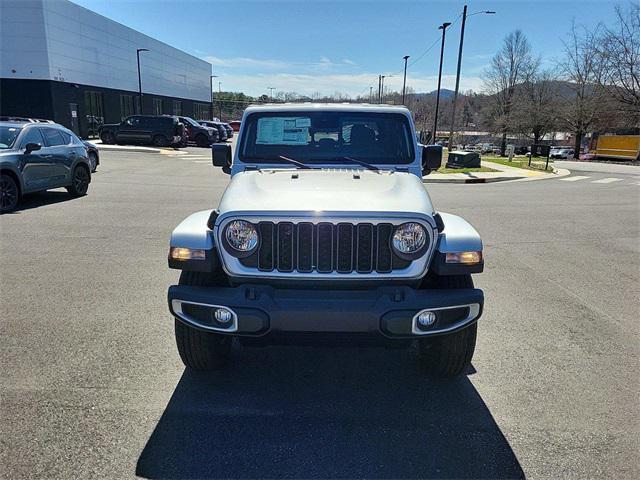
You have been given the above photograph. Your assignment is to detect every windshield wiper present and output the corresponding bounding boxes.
[332,156,380,172]
[277,155,314,169]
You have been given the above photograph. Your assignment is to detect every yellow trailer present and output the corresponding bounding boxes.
[595,135,640,161]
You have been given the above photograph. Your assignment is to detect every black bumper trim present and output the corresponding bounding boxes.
[168,284,483,339]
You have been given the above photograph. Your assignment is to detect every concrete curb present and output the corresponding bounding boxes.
[95,145,164,154]
[423,166,571,184]
[423,176,518,184]
[92,141,186,155]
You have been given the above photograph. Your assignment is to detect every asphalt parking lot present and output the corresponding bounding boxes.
[1,147,638,479]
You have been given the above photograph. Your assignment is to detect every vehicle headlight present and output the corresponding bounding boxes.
[391,222,428,259]
[223,220,259,256]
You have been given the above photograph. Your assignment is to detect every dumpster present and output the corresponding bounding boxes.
[446,150,481,168]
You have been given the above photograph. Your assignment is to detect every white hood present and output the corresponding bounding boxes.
[218,169,434,216]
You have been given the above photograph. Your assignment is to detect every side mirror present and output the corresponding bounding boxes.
[25,143,42,154]
[212,144,232,173]
[421,144,442,175]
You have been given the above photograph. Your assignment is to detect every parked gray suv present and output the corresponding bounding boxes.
[0,121,92,213]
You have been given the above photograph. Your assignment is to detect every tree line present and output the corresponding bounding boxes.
[481,2,639,157]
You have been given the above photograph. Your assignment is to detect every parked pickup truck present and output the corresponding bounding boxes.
[167,104,484,377]
[98,115,184,147]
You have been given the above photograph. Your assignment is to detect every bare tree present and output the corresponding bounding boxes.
[483,30,537,155]
[557,23,608,158]
[513,69,560,144]
[597,3,640,126]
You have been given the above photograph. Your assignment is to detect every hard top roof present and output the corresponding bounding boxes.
[243,103,411,115]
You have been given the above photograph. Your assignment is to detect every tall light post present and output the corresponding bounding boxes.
[210,74,219,120]
[433,22,451,144]
[402,55,410,105]
[218,81,222,119]
[447,6,496,150]
[268,87,275,102]
[136,48,149,114]
[380,75,390,103]
[377,75,382,102]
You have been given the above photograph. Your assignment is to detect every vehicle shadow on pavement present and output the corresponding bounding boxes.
[136,346,524,479]
[7,191,78,213]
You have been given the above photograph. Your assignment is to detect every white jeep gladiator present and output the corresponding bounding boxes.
[167,104,484,377]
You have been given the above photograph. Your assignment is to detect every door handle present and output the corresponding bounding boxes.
[42,154,53,158]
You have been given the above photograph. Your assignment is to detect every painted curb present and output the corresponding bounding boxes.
[511,167,571,182]
[95,145,165,154]
[423,166,571,184]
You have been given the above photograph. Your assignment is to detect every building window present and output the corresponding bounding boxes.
[172,100,182,116]
[120,95,134,120]
[84,91,104,138]
[193,103,210,120]
[153,98,163,115]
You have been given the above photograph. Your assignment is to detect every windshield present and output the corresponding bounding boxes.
[0,126,21,149]
[182,117,200,127]
[239,111,415,165]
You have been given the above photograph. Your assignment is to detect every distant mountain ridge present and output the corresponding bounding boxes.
[410,89,456,99]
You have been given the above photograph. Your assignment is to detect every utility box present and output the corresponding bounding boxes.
[446,150,481,168]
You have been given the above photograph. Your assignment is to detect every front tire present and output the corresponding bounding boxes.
[418,274,478,377]
[100,132,115,144]
[153,135,170,147]
[174,270,232,370]
[66,165,90,197]
[88,152,98,173]
[195,134,210,147]
[0,174,19,213]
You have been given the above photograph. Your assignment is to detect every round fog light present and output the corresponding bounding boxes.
[214,308,233,324]
[417,311,437,328]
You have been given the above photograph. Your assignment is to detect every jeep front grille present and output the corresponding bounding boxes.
[240,221,412,274]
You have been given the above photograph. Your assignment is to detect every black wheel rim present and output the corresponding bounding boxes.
[74,168,89,194]
[0,177,18,211]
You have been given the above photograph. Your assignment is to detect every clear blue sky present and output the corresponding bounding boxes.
[71,0,620,97]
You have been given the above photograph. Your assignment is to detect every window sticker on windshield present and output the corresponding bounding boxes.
[256,117,309,145]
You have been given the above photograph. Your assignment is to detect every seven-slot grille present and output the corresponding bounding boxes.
[239,221,416,274]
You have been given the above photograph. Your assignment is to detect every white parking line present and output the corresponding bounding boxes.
[193,160,211,163]
[560,175,590,182]
[592,177,624,184]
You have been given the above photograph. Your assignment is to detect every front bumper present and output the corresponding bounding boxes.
[168,284,483,339]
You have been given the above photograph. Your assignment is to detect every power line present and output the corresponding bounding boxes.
[386,13,463,78]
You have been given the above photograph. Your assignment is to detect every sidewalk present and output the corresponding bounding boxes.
[423,160,569,183]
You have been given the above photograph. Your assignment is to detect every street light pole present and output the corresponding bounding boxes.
[136,48,149,114]
[218,81,222,119]
[447,6,495,150]
[210,74,218,120]
[433,22,451,144]
[377,75,382,103]
[381,75,386,103]
[268,87,275,102]
[402,55,410,105]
